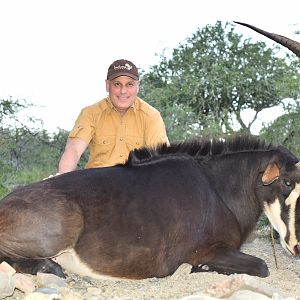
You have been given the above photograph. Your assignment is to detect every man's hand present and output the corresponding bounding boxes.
[43,173,60,180]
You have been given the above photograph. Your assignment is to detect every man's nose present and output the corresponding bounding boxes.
[120,85,127,93]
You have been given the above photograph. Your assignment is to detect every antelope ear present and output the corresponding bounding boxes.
[262,163,279,185]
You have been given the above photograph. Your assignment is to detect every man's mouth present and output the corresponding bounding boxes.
[118,96,128,101]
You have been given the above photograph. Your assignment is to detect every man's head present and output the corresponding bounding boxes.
[106,59,140,116]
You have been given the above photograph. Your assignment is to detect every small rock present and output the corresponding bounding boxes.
[272,294,296,300]
[170,263,192,280]
[204,274,284,298]
[180,293,219,300]
[229,289,271,300]
[0,272,15,298]
[37,272,66,288]
[35,287,61,294]
[13,273,36,293]
[24,289,62,300]
[0,261,16,276]
[24,287,62,300]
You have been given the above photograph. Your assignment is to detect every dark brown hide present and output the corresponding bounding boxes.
[0,185,84,258]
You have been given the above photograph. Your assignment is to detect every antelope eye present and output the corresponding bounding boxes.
[284,179,292,187]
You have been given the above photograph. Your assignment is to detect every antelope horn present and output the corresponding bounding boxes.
[234,21,300,58]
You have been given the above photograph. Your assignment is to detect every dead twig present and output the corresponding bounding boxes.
[269,222,279,269]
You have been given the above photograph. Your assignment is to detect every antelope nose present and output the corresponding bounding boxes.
[294,244,300,255]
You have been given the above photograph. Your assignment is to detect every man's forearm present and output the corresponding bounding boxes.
[58,151,80,174]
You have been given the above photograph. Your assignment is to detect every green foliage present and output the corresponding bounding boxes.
[0,127,70,198]
[260,100,300,158]
[0,97,24,118]
[0,97,85,198]
[139,21,300,137]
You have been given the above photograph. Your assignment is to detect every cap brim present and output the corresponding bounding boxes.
[107,72,139,81]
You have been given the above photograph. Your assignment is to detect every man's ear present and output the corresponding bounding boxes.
[105,79,109,93]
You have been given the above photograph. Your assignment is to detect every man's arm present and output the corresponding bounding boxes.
[58,137,88,174]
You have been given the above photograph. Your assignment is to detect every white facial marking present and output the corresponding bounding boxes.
[285,183,300,252]
[264,198,287,242]
[264,183,300,255]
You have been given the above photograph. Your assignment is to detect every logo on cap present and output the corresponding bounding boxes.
[113,63,133,71]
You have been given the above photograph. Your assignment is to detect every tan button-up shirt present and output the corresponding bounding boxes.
[69,97,169,168]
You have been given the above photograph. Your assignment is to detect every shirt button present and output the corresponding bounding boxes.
[120,138,123,141]
[120,154,123,157]
[136,141,139,145]
[103,140,106,144]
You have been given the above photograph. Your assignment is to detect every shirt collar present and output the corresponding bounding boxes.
[106,96,137,113]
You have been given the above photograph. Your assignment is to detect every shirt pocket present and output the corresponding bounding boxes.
[125,136,144,151]
[93,135,116,154]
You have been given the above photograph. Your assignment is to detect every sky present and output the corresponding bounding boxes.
[0,0,299,134]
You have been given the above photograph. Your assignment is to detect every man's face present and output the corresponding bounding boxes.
[106,76,139,115]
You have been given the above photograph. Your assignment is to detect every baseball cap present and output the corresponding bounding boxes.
[107,59,139,81]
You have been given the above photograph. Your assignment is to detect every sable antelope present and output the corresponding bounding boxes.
[0,135,299,279]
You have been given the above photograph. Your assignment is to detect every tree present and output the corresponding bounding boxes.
[139,21,300,138]
[260,100,300,158]
[0,97,69,197]
[0,97,27,122]
[0,127,71,197]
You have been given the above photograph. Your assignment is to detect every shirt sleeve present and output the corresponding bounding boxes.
[68,108,95,145]
[144,111,169,148]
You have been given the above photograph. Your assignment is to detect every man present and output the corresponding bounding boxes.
[58,59,169,174]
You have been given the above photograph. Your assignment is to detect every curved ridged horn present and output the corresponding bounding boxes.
[234,21,300,58]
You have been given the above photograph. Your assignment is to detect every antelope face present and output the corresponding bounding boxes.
[263,162,300,256]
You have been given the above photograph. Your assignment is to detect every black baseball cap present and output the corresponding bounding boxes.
[107,59,139,80]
